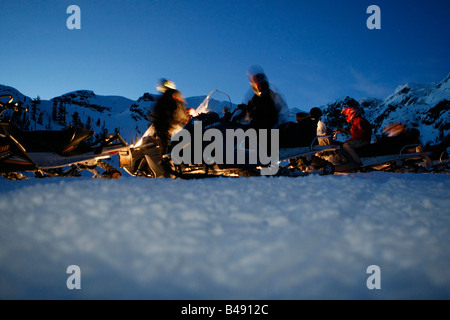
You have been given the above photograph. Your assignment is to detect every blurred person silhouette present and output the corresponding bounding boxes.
[156,78,177,94]
[149,80,189,158]
[234,65,288,130]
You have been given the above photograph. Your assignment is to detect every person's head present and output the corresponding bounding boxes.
[310,107,323,120]
[247,66,269,96]
[156,78,176,93]
[341,107,361,123]
[249,74,269,96]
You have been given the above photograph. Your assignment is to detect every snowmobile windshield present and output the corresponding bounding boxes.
[193,90,233,117]
[0,95,14,106]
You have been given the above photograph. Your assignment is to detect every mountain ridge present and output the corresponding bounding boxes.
[1,73,449,145]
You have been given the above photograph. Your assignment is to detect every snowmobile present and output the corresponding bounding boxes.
[119,90,339,179]
[423,137,450,173]
[0,94,129,180]
[327,129,433,173]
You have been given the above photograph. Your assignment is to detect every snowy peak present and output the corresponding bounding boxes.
[436,73,450,91]
[383,74,450,107]
[384,82,433,107]
[52,90,135,115]
[393,82,430,95]
[62,90,95,99]
[0,84,29,104]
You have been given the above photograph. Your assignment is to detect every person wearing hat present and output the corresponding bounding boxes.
[149,80,189,158]
[340,106,373,167]
[156,78,177,94]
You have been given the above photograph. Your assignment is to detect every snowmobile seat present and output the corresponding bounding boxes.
[19,126,94,154]
[424,136,450,161]
[355,143,389,157]
[278,122,316,148]
[356,133,421,158]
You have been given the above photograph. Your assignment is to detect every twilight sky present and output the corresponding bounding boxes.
[1,0,449,110]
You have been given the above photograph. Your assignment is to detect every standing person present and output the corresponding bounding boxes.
[148,78,179,128]
[310,107,330,146]
[341,107,372,167]
[234,66,286,130]
[150,86,189,157]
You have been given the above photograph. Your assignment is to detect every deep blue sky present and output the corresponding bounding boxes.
[1,0,449,109]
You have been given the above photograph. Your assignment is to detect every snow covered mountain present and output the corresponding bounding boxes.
[0,86,235,145]
[0,85,143,143]
[1,73,449,146]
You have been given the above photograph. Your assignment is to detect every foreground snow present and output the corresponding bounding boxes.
[0,172,449,300]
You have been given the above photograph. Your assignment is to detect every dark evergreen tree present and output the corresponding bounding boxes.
[37,112,44,126]
[31,101,37,130]
[86,116,92,130]
[57,103,68,126]
[46,115,52,130]
[52,101,58,121]
[71,111,83,127]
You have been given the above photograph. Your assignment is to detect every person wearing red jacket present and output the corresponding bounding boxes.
[341,107,372,167]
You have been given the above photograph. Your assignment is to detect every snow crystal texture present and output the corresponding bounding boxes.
[0,172,449,300]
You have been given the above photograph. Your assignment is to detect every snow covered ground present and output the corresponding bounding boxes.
[0,172,449,300]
